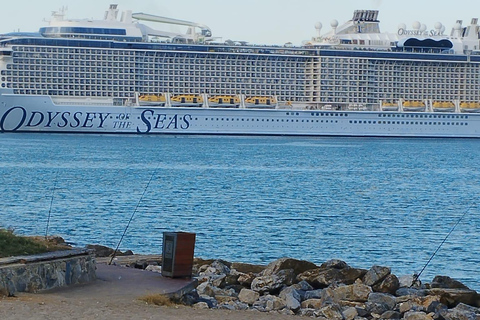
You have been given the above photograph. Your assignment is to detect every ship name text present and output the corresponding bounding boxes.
[397,28,444,37]
[0,106,111,131]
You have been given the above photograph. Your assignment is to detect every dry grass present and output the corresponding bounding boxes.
[140,294,177,306]
[0,229,71,258]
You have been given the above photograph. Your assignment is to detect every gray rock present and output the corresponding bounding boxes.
[399,300,422,314]
[210,260,231,275]
[279,286,301,311]
[332,283,373,302]
[237,272,256,287]
[212,287,237,298]
[381,310,402,319]
[398,275,418,288]
[196,281,216,297]
[145,265,162,273]
[320,259,349,269]
[368,292,397,310]
[225,269,240,286]
[86,244,114,257]
[304,289,323,300]
[218,303,236,310]
[317,303,344,320]
[298,308,317,317]
[292,280,314,292]
[233,301,250,310]
[197,295,217,309]
[261,257,318,277]
[439,302,479,320]
[301,298,323,309]
[373,274,400,294]
[427,288,480,308]
[230,262,265,274]
[192,302,210,309]
[363,265,391,286]
[403,311,432,320]
[297,267,367,288]
[210,274,226,288]
[262,294,287,311]
[251,271,292,294]
[430,276,470,290]
[343,306,358,320]
[396,287,428,297]
[277,308,295,316]
[238,288,259,305]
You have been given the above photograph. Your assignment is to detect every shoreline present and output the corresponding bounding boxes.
[2,248,479,319]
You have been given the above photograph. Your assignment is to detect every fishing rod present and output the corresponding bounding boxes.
[412,202,476,286]
[109,166,158,265]
[45,170,58,239]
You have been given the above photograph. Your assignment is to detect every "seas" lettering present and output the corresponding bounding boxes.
[136,109,191,133]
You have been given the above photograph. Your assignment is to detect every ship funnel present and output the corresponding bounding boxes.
[105,4,119,21]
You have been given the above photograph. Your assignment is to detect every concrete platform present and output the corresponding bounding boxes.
[43,262,197,300]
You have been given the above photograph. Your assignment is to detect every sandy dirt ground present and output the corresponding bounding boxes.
[0,292,297,320]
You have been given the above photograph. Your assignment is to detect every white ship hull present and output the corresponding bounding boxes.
[1,94,478,137]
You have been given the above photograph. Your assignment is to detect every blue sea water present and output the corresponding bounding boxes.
[0,133,479,289]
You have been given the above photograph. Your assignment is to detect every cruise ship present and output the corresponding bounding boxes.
[0,5,480,137]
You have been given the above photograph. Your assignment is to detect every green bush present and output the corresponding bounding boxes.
[0,228,50,258]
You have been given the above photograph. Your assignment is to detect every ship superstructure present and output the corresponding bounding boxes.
[0,5,479,137]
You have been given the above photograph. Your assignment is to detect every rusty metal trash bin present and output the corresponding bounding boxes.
[162,232,196,278]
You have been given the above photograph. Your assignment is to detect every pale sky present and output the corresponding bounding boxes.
[2,0,479,45]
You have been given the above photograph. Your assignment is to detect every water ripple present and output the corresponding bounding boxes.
[0,134,479,289]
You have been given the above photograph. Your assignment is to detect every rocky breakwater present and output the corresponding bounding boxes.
[179,258,480,319]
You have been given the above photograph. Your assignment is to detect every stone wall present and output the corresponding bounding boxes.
[0,249,96,296]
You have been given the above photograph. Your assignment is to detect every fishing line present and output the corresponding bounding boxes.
[412,202,476,285]
[45,170,58,239]
[109,166,158,265]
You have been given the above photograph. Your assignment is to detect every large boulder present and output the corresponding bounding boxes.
[238,288,259,305]
[86,244,114,257]
[366,292,397,315]
[373,274,400,294]
[301,298,323,309]
[343,306,358,320]
[251,273,289,294]
[279,286,301,311]
[381,310,403,319]
[317,303,344,320]
[196,282,216,297]
[332,283,372,302]
[430,276,470,290]
[237,272,256,287]
[320,259,349,269]
[297,267,367,288]
[439,302,479,320]
[261,257,318,277]
[403,311,434,320]
[304,289,323,300]
[363,265,391,286]
[253,294,287,312]
[398,295,441,313]
[427,288,480,308]
[230,262,265,274]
